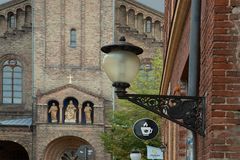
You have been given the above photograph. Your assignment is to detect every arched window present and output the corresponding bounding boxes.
[145,18,152,33]
[8,12,15,29]
[154,21,161,41]
[70,29,77,48]
[2,59,22,104]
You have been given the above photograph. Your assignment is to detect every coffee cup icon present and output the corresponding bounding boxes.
[141,122,153,136]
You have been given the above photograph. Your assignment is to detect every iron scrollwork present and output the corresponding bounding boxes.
[118,94,205,136]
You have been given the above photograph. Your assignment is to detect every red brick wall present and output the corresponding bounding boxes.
[198,0,215,159]
[164,0,240,159]
[199,0,240,159]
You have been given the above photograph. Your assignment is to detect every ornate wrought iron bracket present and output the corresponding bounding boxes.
[117,93,205,136]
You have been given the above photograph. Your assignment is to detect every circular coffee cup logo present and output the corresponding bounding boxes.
[133,118,159,140]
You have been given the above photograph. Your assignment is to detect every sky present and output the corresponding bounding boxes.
[0,0,9,4]
[0,0,164,12]
[136,0,164,12]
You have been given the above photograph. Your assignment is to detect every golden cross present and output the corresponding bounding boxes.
[67,74,73,84]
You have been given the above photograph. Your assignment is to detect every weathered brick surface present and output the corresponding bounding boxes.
[33,0,114,159]
[0,0,32,116]
[0,128,32,158]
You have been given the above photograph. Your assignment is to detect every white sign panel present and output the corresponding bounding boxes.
[147,145,163,160]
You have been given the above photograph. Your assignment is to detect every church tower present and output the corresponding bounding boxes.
[33,0,113,159]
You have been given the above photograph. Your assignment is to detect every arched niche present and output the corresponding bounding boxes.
[81,101,94,125]
[24,5,32,27]
[136,13,144,33]
[154,20,161,41]
[128,9,135,28]
[48,100,60,123]
[63,97,79,123]
[119,5,127,26]
[16,8,24,30]
[0,15,6,36]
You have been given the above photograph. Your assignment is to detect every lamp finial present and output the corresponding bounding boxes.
[119,36,126,42]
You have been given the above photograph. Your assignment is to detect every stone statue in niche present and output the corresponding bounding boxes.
[84,103,92,124]
[48,102,58,123]
[65,100,77,123]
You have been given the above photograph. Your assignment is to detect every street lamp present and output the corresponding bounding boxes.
[130,150,141,160]
[160,144,166,153]
[101,37,205,136]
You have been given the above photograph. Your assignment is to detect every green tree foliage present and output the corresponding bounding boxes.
[131,49,163,95]
[101,49,163,160]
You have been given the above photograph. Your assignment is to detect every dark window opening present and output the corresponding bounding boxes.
[70,29,77,48]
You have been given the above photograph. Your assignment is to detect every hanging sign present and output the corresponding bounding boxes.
[147,145,163,160]
[133,118,159,140]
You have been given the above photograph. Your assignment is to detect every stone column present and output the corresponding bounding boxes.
[143,18,146,33]
[59,105,63,123]
[134,15,138,29]
[78,106,82,124]
[160,25,163,41]
[152,22,155,39]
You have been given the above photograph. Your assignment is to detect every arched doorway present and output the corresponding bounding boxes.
[0,141,29,160]
[44,136,95,160]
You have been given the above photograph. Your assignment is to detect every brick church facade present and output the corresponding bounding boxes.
[0,0,163,159]
[162,0,240,160]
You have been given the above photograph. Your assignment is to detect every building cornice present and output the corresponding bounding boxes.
[0,0,28,10]
[160,0,191,94]
[37,84,103,99]
[121,0,164,18]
